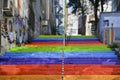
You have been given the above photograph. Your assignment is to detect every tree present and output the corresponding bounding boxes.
[101,0,104,12]
[89,0,100,34]
[89,0,105,34]
[68,0,88,35]
[68,0,88,16]
[68,0,105,35]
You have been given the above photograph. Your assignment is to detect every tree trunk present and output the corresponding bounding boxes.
[82,15,85,35]
[94,0,99,35]
[94,5,98,35]
[81,0,86,35]
[101,0,104,12]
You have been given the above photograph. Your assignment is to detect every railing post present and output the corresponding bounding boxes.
[109,24,114,45]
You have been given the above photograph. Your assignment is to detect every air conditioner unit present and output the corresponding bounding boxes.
[2,0,13,17]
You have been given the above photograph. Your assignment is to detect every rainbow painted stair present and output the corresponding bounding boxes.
[0,35,120,80]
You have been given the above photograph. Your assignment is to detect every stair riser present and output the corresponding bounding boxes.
[1,52,116,58]
[0,58,62,64]
[64,64,120,75]
[1,64,120,75]
[0,64,62,75]
[0,75,62,80]
[0,58,120,65]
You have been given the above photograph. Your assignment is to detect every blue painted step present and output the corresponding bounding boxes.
[64,51,117,58]
[0,52,62,58]
[3,51,116,55]
[0,51,117,58]
[33,38,100,42]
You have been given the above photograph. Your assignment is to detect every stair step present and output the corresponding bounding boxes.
[0,64,62,75]
[64,52,117,58]
[29,41,102,44]
[0,75,62,80]
[0,58,62,64]
[64,75,120,80]
[0,52,62,58]
[0,58,120,65]
[64,64,120,75]
[0,75,120,80]
[0,51,116,58]
[64,58,120,64]
[33,38,100,42]
[25,41,104,46]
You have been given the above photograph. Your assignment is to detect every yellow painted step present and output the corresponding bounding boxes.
[0,75,62,80]
[0,75,120,80]
[64,75,120,80]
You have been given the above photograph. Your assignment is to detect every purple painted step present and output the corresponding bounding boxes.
[33,38,100,42]
[0,58,62,65]
[64,58,120,64]
[0,58,120,65]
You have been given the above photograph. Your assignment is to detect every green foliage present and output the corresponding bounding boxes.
[68,0,88,14]
[108,43,120,50]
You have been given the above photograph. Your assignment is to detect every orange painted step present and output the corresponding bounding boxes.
[66,43,105,46]
[0,64,62,75]
[0,75,62,80]
[64,75,120,80]
[0,75,120,80]
[64,64,120,75]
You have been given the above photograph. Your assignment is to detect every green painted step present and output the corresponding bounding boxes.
[38,35,96,38]
[8,46,111,52]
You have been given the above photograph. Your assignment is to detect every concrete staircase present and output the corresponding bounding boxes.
[0,37,120,80]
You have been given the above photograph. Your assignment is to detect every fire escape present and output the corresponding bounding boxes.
[55,0,63,35]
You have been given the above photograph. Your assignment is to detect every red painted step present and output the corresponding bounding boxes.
[25,41,105,46]
[64,64,120,75]
[0,64,62,75]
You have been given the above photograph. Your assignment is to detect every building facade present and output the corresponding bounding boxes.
[112,0,120,11]
[55,0,65,35]
[0,0,58,54]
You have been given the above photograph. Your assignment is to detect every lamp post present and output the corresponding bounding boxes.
[62,1,67,80]
[63,0,67,47]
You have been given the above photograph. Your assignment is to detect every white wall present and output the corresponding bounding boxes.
[86,15,92,35]
[103,0,112,12]
[20,0,29,18]
[67,14,78,35]
[99,12,120,42]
